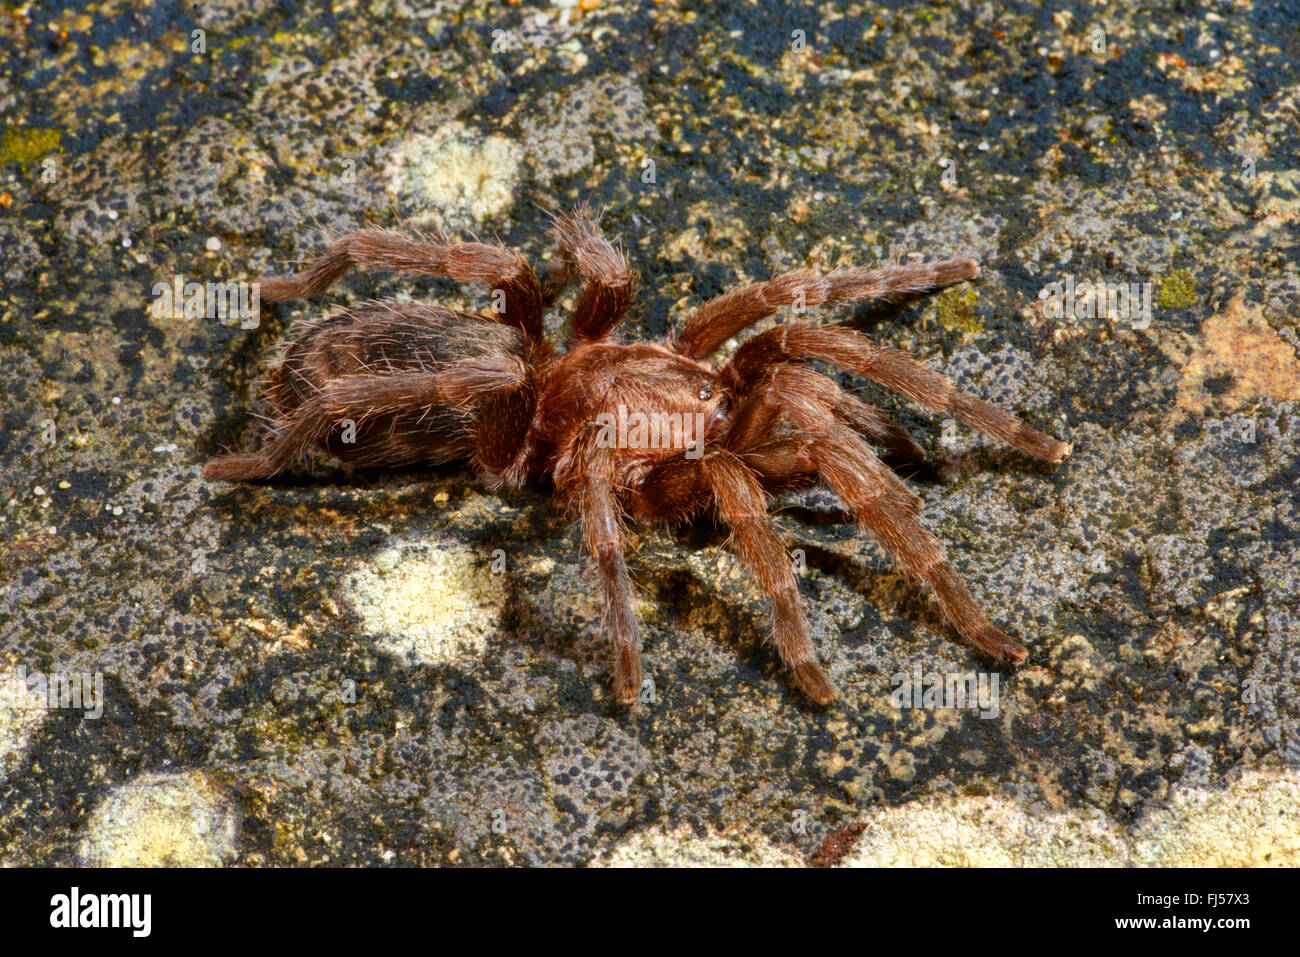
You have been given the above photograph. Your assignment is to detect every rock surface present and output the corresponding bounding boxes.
[1,0,1297,866]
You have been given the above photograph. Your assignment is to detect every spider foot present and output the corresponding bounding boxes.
[969,625,1028,667]
[203,453,273,481]
[614,647,643,705]
[792,661,838,706]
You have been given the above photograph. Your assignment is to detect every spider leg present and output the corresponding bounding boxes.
[616,446,835,704]
[726,364,925,466]
[731,374,1028,665]
[549,208,634,342]
[203,357,527,480]
[700,449,837,704]
[725,324,1069,463]
[257,229,547,346]
[732,436,820,490]
[670,259,979,359]
[566,425,643,704]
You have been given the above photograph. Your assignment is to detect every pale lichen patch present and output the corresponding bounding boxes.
[837,769,1300,867]
[346,540,507,667]
[78,771,240,868]
[1132,770,1300,866]
[385,121,520,230]
[0,672,46,784]
[591,825,803,868]
[838,793,1124,867]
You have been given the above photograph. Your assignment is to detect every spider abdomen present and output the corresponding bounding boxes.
[270,302,528,412]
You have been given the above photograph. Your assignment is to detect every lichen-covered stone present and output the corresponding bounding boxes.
[0,0,1296,867]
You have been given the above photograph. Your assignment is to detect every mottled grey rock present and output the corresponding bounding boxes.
[1,0,1296,867]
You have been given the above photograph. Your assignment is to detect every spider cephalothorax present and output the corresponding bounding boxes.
[206,209,1068,706]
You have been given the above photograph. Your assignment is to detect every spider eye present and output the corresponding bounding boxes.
[697,383,714,400]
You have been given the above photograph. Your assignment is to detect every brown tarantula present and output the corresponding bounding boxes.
[205,209,1068,706]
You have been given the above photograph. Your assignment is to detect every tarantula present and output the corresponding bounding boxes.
[205,209,1068,706]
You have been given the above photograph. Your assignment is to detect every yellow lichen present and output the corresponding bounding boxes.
[0,126,61,170]
[934,284,983,334]
[1157,269,1197,310]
